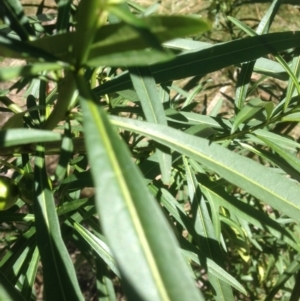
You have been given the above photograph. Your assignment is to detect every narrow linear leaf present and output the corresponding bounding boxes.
[55,121,74,182]
[77,71,205,301]
[21,246,40,300]
[207,258,247,295]
[234,60,256,110]
[94,31,300,96]
[43,71,77,130]
[199,174,300,252]
[29,16,210,65]
[265,254,300,301]
[110,116,300,222]
[239,141,300,181]
[129,66,171,183]
[231,98,271,134]
[0,129,61,147]
[0,63,64,82]
[73,222,120,278]
[163,39,288,80]
[281,111,300,122]
[34,144,84,301]
[253,129,300,152]
[56,0,72,34]
[0,34,58,61]
[284,55,300,110]
[73,0,107,64]
[229,16,300,105]
[1,0,34,40]
[254,134,300,173]
[0,271,26,301]
[95,256,118,301]
[183,157,235,301]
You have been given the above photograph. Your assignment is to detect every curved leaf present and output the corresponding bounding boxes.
[111,116,300,222]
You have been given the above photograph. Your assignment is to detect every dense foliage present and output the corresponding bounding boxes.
[0,0,299,300]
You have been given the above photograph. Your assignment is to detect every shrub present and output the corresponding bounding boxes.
[0,0,299,300]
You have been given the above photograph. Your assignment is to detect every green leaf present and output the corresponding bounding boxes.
[149,185,194,234]
[73,222,120,278]
[256,0,282,34]
[234,60,256,110]
[254,134,300,173]
[254,57,288,80]
[1,0,34,41]
[55,121,74,182]
[253,129,300,152]
[0,228,37,283]
[169,111,231,130]
[29,16,210,65]
[0,271,27,301]
[181,247,247,295]
[110,116,300,223]
[231,98,272,134]
[57,198,91,216]
[0,129,61,147]
[77,71,205,301]
[163,38,289,80]
[107,3,166,51]
[87,48,174,67]
[33,144,84,301]
[265,254,300,301]
[281,111,300,122]
[94,31,300,95]
[20,246,39,300]
[198,174,300,252]
[56,0,72,34]
[43,71,77,130]
[238,141,300,181]
[0,34,58,61]
[183,157,235,301]
[73,0,107,64]
[129,66,171,183]
[95,256,118,301]
[284,56,300,111]
[228,16,300,106]
[0,63,64,82]
[207,258,247,295]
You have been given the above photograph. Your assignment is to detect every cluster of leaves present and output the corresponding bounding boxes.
[0,0,299,300]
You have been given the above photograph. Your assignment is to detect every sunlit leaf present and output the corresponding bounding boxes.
[77,72,205,301]
[111,116,300,222]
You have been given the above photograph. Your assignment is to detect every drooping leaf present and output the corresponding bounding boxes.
[110,116,300,222]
